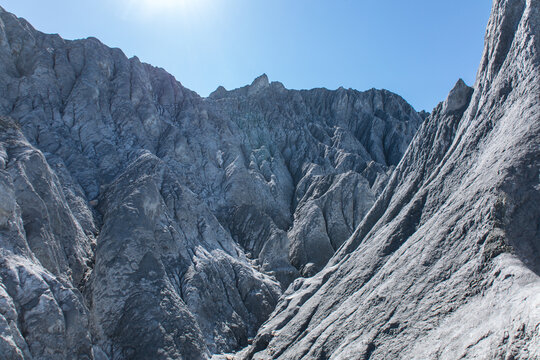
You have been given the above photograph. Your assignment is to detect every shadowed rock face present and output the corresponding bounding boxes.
[0,5,422,359]
[0,116,95,359]
[0,7,421,284]
[1,0,537,358]
[243,0,540,358]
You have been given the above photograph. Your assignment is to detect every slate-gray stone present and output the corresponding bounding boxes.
[1,0,538,358]
[243,0,540,358]
[0,5,421,359]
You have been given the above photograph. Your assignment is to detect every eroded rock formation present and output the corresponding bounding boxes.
[243,0,540,358]
[0,5,422,358]
[0,0,538,358]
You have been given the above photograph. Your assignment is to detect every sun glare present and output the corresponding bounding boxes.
[142,0,187,12]
[124,0,207,19]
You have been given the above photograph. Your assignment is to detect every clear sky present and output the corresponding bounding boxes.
[2,0,492,112]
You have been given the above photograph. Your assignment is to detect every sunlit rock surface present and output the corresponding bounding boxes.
[243,0,540,358]
[0,5,422,358]
[1,0,538,358]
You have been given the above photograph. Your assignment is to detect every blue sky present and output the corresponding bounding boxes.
[3,0,492,111]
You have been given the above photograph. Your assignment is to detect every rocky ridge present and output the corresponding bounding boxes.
[1,0,538,358]
[0,5,422,359]
[243,0,540,358]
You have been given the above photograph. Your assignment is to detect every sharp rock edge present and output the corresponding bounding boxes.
[0,4,423,360]
[0,0,538,358]
[241,0,540,359]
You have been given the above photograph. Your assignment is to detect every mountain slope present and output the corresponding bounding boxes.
[0,7,421,284]
[244,0,540,358]
[0,6,421,359]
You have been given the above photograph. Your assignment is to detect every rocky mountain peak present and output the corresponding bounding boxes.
[247,73,270,96]
[0,0,538,359]
[0,6,424,358]
[442,78,474,113]
[209,85,228,98]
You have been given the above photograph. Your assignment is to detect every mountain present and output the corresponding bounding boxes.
[0,5,422,359]
[1,0,538,358]
[242,0,540,358]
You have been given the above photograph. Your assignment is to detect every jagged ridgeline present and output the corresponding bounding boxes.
[242,0,540,358]
[0,5,420,358]
[0,0,538,359]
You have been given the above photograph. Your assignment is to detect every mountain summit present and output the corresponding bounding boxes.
[0,0,538,359]
[0,6,420,358]
[243,0,540,358]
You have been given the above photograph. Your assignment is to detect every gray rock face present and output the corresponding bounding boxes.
[0,117,94,359]
[0,5,422,359]
[206,84,419,281]
[3,0,536,358]
[89,152,283,358]
[244,0,540,358]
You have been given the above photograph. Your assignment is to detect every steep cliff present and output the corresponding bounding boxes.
[244,0,540,358]
[0,5,422,359]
